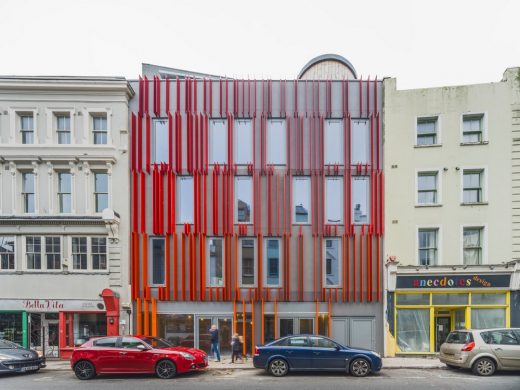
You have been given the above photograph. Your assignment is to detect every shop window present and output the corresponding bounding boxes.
[45,237,61,270]
[352,177,369,224]
[149,237,165,286]
[235,119,253,164]
[73,313,107,346]
[94,172,108,213]
[264,315,275,343]
[293,177,311,224]
[432,293,468,305]
[418,228,438,265]
[462,169,484,203]
[396,309,430,352]
[462,114,484,143]
[325,177,343,224]
[239,238,255,286]
[92,114,108,145]
[22,172,35,213]
[416,117,438,146]
[177,176,194,224]
[324,239,341,287]
[396,294,429,306]
[471,308,506,329]
[267,119,286,165]
[235,177,253,223]
[157,314,194,347]
[153,119,168,163]
[56,114,71,144]
[417,172,438,205]
[324,119,343,164]
[0,312,25,345]
[472,293,506,305]
[351,119,369,164]
[0,236,16,270]
[463,227,483,265]
[72,237,88,270]
[209,119,227,164]
[317,315,329,336]
[265,239,281,286]
[58,172,72,213]
[208,238,224,287]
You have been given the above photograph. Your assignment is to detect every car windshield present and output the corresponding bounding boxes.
[446,332,473,344]
[141,337,173,349]
[0,340,20,349]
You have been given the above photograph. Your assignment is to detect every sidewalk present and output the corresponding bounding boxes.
[44,356,445,371]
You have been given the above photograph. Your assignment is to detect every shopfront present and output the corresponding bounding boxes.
[387,269,517,354]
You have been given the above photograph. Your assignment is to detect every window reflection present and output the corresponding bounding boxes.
[153,119,168,163]
[240,239,255,286]
[293,177,311,224]
[267,119,286,165]
[265,239,280,286]
[352,177,369,224]
[210,119,227,164]
[177,177,193,224]
[158,314,194,347]
[325,119,343,164]
[208,238,223,286]
[325,239,340,286]
[235,120,253,164]
[325,177,343,224]
[236,177,252,223]
[351,119,369,164]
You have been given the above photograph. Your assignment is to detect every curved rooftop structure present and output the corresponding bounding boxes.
[298,54,358,80]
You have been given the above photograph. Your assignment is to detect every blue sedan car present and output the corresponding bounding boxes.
[253,335,382,377]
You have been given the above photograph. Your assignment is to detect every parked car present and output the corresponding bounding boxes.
[71,335,208,380]
[134,335,208,361]
[439,328,520,376]
[0,339,46,375]
[253,335,382,377]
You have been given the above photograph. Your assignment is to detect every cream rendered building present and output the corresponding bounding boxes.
[383,68,520,356]
[0,77,134,358]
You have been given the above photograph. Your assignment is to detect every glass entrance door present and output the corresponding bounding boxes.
[435,316,451,352]
[196,316,233,357]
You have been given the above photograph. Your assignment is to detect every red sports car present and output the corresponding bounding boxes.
[71,335,208,380]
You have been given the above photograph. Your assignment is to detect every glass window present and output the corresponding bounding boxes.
[293,177,311,224]
[92,114,107,144]
[208,238,223,286]
[22,172,35,213]
[325,177,343,224]
[396,309,430,352]
[210,119,227,164]
[235,119,253,164]
[417,172,437,204]
[121,337,146,349]
[157,314,194,347]
[324,239,340,287]
[417,117,438,145]
[150,237,165,286]
[93,337,117,348]
[462,114,483,143]
[351,119,369,164]
[471,293,506,305]
[177,176,194,224]
[264,315,275,343]
[267,119,286,165]
[45,237,61,270]
[73,313,107,346]
[58,172,72,213]
[91,237,107,270]
[352,177,369,224]
[0,312,24,345]
[20,114,34,144]
[56,114,71,144]
[236,177,253,223]
[309,336,337,349]
[418,228,438,265]
[463,227,483,265]
[25,236,41,270]
[0,237,15,270]
[396,294,429,306]
[432,293,468,305]
[463,170,483,203]
[153,119,168,163]
[325,119,343,165]
[140,337,172,349]
[446,331,473,344]
[288,336,309,347]
[72,237,88,270]
[265,239,280,286]
[94,172,108,212]
[240,239,255,286]
[481,330,519,345]
[471,308,506,329]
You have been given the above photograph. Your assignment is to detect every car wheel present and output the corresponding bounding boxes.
[446,364,460,370]
[472,357,496,376]
[74,360,96,380]
[350,358,371,377]
[156,359,177,379]
[269,358,289,377]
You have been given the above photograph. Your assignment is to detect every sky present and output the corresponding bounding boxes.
[0,0,518,89]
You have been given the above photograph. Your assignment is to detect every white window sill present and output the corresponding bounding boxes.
[414,144,442,148]
[460,141,488,146]
[460,202,488,206]
[415,204,442,208]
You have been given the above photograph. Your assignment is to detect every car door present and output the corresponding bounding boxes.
[487,330,520,369]
[118,337,156,373]
[309,336,346,370]
[282,336,312,369]
[91,337,120,372]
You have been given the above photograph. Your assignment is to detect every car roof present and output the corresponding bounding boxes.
[452,328,520,332]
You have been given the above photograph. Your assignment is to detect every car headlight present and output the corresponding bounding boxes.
[180,352,195,360]
[0,355,10,362]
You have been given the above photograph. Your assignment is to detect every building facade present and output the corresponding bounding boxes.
[0,77,134,358]
[383,68,520,355]
[130,55,385,355]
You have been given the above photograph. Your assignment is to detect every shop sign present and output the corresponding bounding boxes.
[396,274,511,289]
[0,299,105,312]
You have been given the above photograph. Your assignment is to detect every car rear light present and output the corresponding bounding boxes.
[254,347,260,356]
[461,341,475,351]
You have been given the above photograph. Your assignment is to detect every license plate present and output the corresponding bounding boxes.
[20,366,39,372]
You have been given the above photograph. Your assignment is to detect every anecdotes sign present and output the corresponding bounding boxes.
[396,274,511,289]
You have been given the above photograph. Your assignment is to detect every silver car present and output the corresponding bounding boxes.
[439,328,520,376]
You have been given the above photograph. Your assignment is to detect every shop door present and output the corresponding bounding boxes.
[435,317,451,352]
[196,316,233,356]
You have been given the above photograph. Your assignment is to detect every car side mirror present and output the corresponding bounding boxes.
[137,344,148,351]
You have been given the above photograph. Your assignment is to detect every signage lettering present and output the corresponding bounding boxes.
[396,274,510,289]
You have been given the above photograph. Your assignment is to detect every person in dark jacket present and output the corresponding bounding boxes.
[209,324,220,362]
[231,333,247,363]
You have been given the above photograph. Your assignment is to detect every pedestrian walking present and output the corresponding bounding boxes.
[231,333,247,363]
[209,324,221,362]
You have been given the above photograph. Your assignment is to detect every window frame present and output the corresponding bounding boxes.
[21,171,36,214]
[324,119,344,165]
[416,169,441,206]
[209,118,228,165]
[148,236,166,287]
[55,112,72,145]
[264,238,282,287]
[0,236,16,271]
[152,118,169,164]
[93,171,109,213]
[461,168,486,204]
[177,176,194,224]
[266,119,287,165]
[416,115,440,146]
[234,118,253,165]
[325,177,343,225]
[44,236,62,271]
[323,238,342,288]
[350,118,370,164]
[207,237,225,287]
[351,176,370,225]
[235,176,253,224]
[238,238,256,287]
[91,113,108,145]
[68,236,108,272]
[416,226,441,266]
[461,113,487,145]
[19,113,35,144]
[461,225,486,266]
[57,171,72,214]
[292,176,311,225]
